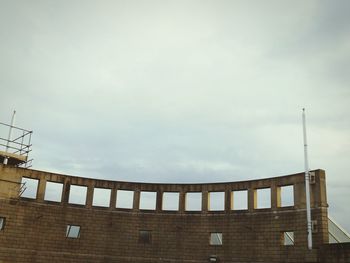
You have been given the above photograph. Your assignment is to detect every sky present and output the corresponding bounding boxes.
[0,1,349,231]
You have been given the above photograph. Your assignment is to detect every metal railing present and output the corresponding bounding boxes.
[0,121,33,168]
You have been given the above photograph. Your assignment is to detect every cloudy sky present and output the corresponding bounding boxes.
[1,1,349,231]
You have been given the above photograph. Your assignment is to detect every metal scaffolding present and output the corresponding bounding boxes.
[0,121,33,168]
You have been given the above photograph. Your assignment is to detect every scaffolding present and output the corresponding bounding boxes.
[0,121,33,168]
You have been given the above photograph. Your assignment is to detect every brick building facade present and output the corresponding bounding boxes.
[0,165,349,262]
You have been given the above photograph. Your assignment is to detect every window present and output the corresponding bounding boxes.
[232,190,248,210]
[68,185,87,205]
[139,230,151,243]
[66,225,81,238]
[210,232,223,245]
[185,192,202,211]
[116,190,134,209]
[92,188,111,207]
[256,188,271,209]
[139,191,157,210]
[208,192,225,211]
[282,231,294,246]
[280,185,294,207]
[0,217,5,230]
[44,181,63,202]
[20,177,39,199]
[162,192,180,211]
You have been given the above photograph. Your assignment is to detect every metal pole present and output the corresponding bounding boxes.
[302,108,313,250]
[3,110,16,165]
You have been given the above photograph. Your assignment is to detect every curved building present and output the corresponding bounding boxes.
[0,165,349,262]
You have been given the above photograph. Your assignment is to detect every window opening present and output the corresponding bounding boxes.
[68,185,87,205]
[66,225,80,238]
[256,188,271,209]
[282,231,294,245]
[116,190,134,209]
[232,190,248,210]
[162,192,180,211]
[139,191,157,210]
[139,230,151,243]
[280,185,294,207]
[92,188,111,207]
[210,232,223,245]
[209,192,225,211]
[20,177,39,199]
[0,217,5,230]
[44,181,63,202]
[185,192,202,211]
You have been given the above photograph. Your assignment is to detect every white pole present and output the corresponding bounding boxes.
[3,110,16,165]
[302,108,313,250]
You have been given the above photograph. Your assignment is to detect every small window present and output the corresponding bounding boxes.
[282,231,294,246]
[44,181,63,202]
[116,190,134,209]
[66,225,81,238]
[139,230,151,243]
[185,192,202,211]
[20,177,39,199]
[210,232,223,245]
[0,217,5,230]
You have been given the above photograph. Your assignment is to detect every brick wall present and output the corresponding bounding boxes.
[0,165,339,263]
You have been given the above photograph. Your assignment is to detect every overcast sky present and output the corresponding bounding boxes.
[1,1,349,231]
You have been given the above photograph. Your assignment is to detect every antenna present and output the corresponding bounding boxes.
[302,108,313,250]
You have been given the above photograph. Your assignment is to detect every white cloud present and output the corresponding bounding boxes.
[0,0,349,230]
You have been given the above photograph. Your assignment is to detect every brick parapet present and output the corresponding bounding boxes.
[0,165,335,262]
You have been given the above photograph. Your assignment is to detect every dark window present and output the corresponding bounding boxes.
[139,230,151,243]
[66,225,80,238]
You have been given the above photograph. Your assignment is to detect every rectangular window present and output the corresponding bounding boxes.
[139,191,157,210]
[139,230,151,243]
[162,192,180,211]
[92,188,111,207]
[231,190,248,210]
[256,188,271,209]
[185,192,202,211]
[68,185,87,205]
[20,177,39,199]
[208,192,225,211]
[280,185,294,207]
[116,190,134,209]
[0,217,5,230]
[66,225,81,238]
[210,232,223,245]
[282,231,294,246]
[44,181,63,202]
